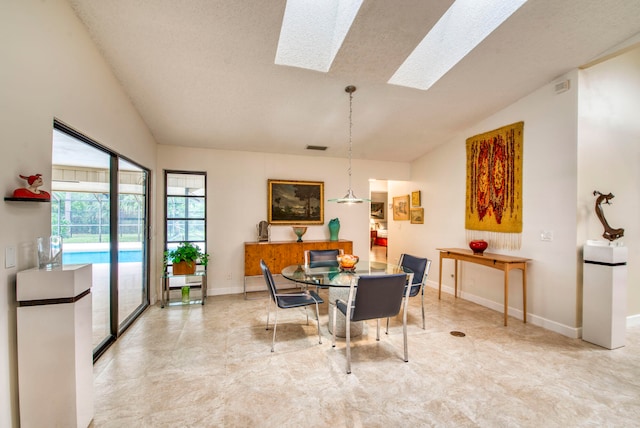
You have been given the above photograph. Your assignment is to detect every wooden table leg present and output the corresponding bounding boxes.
[522,265,527,323]
[454,259,458,298]
[438,254,443,299]
[503,268,509,326]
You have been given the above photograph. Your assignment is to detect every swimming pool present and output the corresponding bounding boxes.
[63,249,143,264]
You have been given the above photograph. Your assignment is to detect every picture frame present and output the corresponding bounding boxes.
[392,195,410,221]
[412,190,421,207]
[410,207,424,224]
[370,202,385,219]
[268,179,324,225]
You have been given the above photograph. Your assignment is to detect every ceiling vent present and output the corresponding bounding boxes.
[306,145,328,151]
[555,80,570,94]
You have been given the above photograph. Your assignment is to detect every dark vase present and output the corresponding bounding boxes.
[469,240,488,254]
[328,218,340,241]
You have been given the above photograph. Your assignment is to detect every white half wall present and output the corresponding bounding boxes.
[1,1,158,426]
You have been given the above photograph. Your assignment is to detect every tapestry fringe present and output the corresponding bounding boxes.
[465,229,522,251]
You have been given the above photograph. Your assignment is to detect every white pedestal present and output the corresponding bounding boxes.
[17,264,94,428]
[582,241,627,349]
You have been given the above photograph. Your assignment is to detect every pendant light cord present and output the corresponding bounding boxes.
[348,87,353,192]
[329,85,368,203]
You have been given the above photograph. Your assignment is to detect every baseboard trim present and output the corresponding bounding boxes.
[426,280,581,338]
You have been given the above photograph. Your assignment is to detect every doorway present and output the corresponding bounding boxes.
[370,190,388,262]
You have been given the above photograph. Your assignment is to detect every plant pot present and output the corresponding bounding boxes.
[173,261,196,275]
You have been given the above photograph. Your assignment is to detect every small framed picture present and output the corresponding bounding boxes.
[410,207,424,224]
[393,195,410,221]
[411,190,421,207]
[370,202,385,219]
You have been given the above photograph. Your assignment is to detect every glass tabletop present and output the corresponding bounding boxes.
[281,261,412,288]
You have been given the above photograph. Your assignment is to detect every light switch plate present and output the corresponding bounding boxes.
[541,230,554,241]
[5,246,16,268]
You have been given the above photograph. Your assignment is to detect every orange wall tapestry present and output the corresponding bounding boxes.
[465,121,523,250]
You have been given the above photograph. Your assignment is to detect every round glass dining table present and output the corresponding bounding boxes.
[281,261,413,337]
[281,260,411,287]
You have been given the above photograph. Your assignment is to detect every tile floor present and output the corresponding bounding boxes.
[92,286,640,427]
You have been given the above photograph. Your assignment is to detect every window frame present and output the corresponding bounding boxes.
[163,170,207,271]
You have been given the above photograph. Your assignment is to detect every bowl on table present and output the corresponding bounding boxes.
[337,254,359,271]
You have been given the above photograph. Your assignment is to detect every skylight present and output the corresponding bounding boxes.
[275,0,363,72]
[388,0,528,90]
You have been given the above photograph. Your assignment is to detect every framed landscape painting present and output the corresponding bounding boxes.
[410,207,424,224]
[268,179,324,225]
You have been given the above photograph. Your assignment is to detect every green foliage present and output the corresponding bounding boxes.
[164,242,209,268]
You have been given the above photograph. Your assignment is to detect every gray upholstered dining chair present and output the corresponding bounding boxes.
[260,259,324,352]
[331,273,409,374]
[304,249,344,268]
[304,249,343,292]
[387,254,432,331]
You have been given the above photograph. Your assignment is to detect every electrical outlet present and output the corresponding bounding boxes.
[5,246,16,268]
[541,230,554,241]
[226,273,232,280]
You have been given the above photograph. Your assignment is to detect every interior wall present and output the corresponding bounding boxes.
[0,1,158,426]
[402,70,581,336]
[578,46,640,320]
[156,146,410,295]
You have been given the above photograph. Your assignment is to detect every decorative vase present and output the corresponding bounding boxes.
[469,240,488,255]
[292,226,307,242]
[181,285,190,303]
[328,218,340,241]
[37,235,63,269]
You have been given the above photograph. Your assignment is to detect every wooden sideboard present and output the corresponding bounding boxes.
[244,239,353,277]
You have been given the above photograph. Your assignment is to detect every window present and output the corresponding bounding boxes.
[164,171,207,269]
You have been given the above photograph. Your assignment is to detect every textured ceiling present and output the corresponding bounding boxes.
[68,0,640,162]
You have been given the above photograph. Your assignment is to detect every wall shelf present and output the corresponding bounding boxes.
[4,197,51,202]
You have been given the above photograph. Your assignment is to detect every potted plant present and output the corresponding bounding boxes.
[164,242,209,275]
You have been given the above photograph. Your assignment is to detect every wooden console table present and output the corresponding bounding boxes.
[244,240,353,298]
[437,248,530,326]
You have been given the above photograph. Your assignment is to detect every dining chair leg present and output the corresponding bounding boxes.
[421,291,426,330]
[331,304,337,348]
[376,319,381,341]
[271,307,278,352]
[265,300,272,330]
[402,298,409,362]
[314,302,322,344]
[345,312,352,374]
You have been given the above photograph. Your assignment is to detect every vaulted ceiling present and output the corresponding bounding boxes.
[68,0,640,162]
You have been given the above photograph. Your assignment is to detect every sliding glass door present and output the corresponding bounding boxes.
[118,159,148,327]
[52,121,150,360]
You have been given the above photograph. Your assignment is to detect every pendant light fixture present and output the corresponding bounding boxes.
[329,85,370,204]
